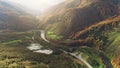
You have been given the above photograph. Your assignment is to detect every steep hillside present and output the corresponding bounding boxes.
[66,16,120,68]
[0,0,38,31]
[40,0,119,37]
[73,16,120,39]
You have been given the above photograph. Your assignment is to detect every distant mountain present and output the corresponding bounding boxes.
[0,0,38,31]
[40,0,119,37]
[0,0,28,15]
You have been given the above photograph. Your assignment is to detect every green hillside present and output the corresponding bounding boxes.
[72,16,120,68]
[40,0,119,37]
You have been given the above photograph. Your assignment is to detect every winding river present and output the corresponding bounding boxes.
[28,30,93,67]
[27,30,113,68]
[27,43,53,54]
[27,30,53,55]
[40,30,50,43]
[62,50,93,68]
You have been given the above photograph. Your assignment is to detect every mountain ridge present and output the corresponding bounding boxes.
[40,0,119,37]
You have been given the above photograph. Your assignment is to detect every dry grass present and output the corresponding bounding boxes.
[73,16,120,39]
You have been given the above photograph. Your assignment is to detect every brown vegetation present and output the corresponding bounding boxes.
[73,16,120,39]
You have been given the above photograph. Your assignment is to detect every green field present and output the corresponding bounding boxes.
[0,31,78,68]
[46,31,63,40]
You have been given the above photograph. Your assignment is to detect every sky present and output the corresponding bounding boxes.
[7,0,65,12]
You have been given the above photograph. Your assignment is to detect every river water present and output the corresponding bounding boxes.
[27,43,53,55]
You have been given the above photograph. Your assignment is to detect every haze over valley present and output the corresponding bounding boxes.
[0,0,120,68]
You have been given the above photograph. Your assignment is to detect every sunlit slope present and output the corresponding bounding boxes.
[40,0,119,37]
[70,16,120,68]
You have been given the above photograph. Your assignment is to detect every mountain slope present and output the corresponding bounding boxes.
[61,16,120,68]
[40,0,119,37]
[0,0,38,31]
[73,16,120,39]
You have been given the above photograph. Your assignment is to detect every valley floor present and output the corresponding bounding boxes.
[0,27,120,68]
[0,31,82,68]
